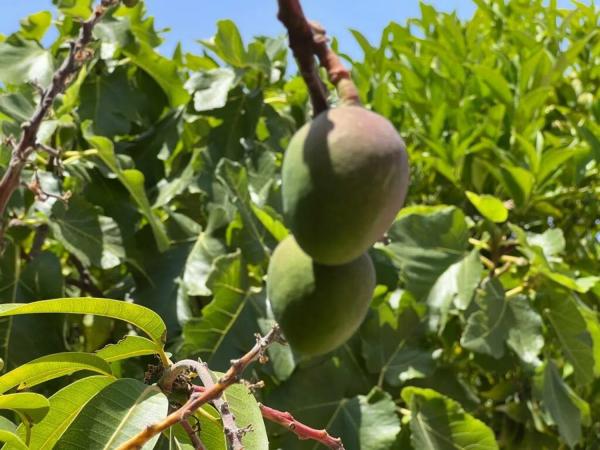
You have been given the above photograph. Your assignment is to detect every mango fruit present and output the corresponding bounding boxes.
[282,105,409,265]
[267,236,375,356]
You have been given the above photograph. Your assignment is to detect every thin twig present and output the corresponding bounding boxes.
[116,325,285,450]
[0,0,119,240]
[259,404,344,450]
[181,419,206,450]
[69,255,103,297]
[277,0,329,115]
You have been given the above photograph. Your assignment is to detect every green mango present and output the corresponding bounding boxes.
[282,105,409,265]
[267,236,375,356]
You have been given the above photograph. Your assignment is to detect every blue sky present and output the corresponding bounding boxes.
[0,1,580,57]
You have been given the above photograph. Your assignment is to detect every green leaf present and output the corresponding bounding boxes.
[19,11,52,41]
[251,204,289,242]
[49,196,103,267]
[469,65,513,104]
[0,93,35,123]
[536,361,588,448]
[361,303,432,385]
[0,298,167,349]
[498,165,534,207]
[55,378,168,449]
[82,125,170,253]
[465,191,508,223]
[181,252,260,367]
[95,336,159,362]
[328,388,401,450]
[216,159,269,263]
[0,430,27,450]
[0,352,112,394]
[182,227,226,297]
[461,279,512,358]
[0,37,53,86]
[0,392,49,422]
[124,41,190,107]
[220,382,268,449]
[202,20,247,68]
[26,376,114,450]
[385,206,469,299]
[426,249,483,329]
[461,280,543,364]
[542,294,595,386]
[185,68,235,112]
[537,147,590,184]
[402,387,498,450]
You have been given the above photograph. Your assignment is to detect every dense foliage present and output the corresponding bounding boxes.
[0,0,598,448]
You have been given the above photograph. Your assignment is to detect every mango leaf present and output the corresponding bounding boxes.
[0,37,54,86]
[19,11,52,41]
[251,204,289,242]
[181,252,262,369]
[0,249,66,370]
[465,191,508,223]
[124,41,190,107]
[0,430,27,450]
[95,336,159,362]
[0,298,167,349]
[0,392,49,422]
[216,159,269,263]
[49,196,103,267]
[461,279,543,364]
[542,294,595,386]
[469,65,513,104]
[535,361,589,448]
[402,387,498,450]
[385,206,469,299]
[361,302,432,385]
[201,20,248,68]
[426,249,483,329]
[55,378,168,449]
[0,93,34,123]
[219,380,268,449]
[182,224,226,297]
[327,388,400,450]
[83,125,170,253]
[25,376,114,450]
[185,68,235,112]
[0,352,112,394]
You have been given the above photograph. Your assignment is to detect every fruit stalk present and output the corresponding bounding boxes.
[277,0,329,114]
[259,404,345,449]
[276,0,360,108]
[0,0,120,240]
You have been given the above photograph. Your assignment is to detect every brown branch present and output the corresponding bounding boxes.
[116,325,285,450]
[277,0,360,112]
[277,0,329,115]
[259,404,344,450]
[69,255,103,297]
[0,0,119,239]
[181,419,206,450]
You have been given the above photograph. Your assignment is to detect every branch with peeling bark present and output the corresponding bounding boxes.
[277,0,360,115]
[0,0,119,239]
[117,326,285,450]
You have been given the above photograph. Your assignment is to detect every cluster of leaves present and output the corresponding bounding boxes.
[0,0,598,448]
